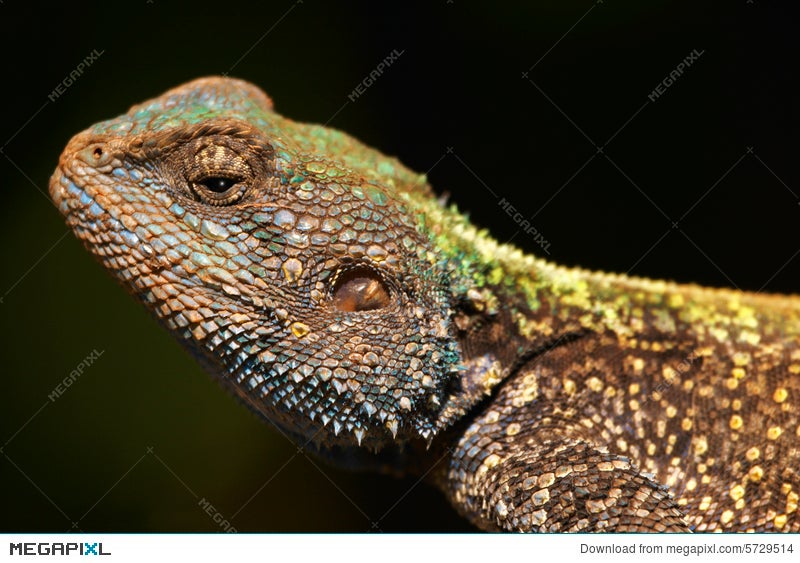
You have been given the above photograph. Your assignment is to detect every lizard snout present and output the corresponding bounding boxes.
[49,129,128,219]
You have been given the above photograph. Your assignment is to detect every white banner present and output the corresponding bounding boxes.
[0,534,796,563]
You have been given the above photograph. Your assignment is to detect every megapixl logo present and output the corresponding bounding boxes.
[9,542,111,556]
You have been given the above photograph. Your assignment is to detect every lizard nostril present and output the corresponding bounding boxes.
[76,142,114,167]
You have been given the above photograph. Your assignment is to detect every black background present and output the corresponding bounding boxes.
[0,1,797,532]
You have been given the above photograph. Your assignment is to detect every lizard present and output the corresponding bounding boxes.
[49,77,799,532]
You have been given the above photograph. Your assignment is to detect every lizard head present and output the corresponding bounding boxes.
[50,77,510,452]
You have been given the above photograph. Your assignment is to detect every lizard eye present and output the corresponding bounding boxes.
[199,177,238,192]
[331,267,392,312]
[190,175,247,205]
[182,139,254,206]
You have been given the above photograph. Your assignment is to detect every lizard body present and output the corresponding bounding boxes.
[50,77,800,532]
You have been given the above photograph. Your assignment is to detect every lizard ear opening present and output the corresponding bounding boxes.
[330,266,392,312]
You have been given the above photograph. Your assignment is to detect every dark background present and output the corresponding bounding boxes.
[0,1,796,532]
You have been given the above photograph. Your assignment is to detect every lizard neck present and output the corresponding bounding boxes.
[431,197,800,405]
[418,198,635,430]
[418,196,624,346]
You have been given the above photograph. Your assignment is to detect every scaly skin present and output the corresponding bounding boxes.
[50,77,799,532]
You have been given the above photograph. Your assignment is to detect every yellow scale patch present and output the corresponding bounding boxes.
[693,436,709,456]
[749,465,764,482]
[787,491,799,514]
[290,321,311,338]
[586,376,604,393]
